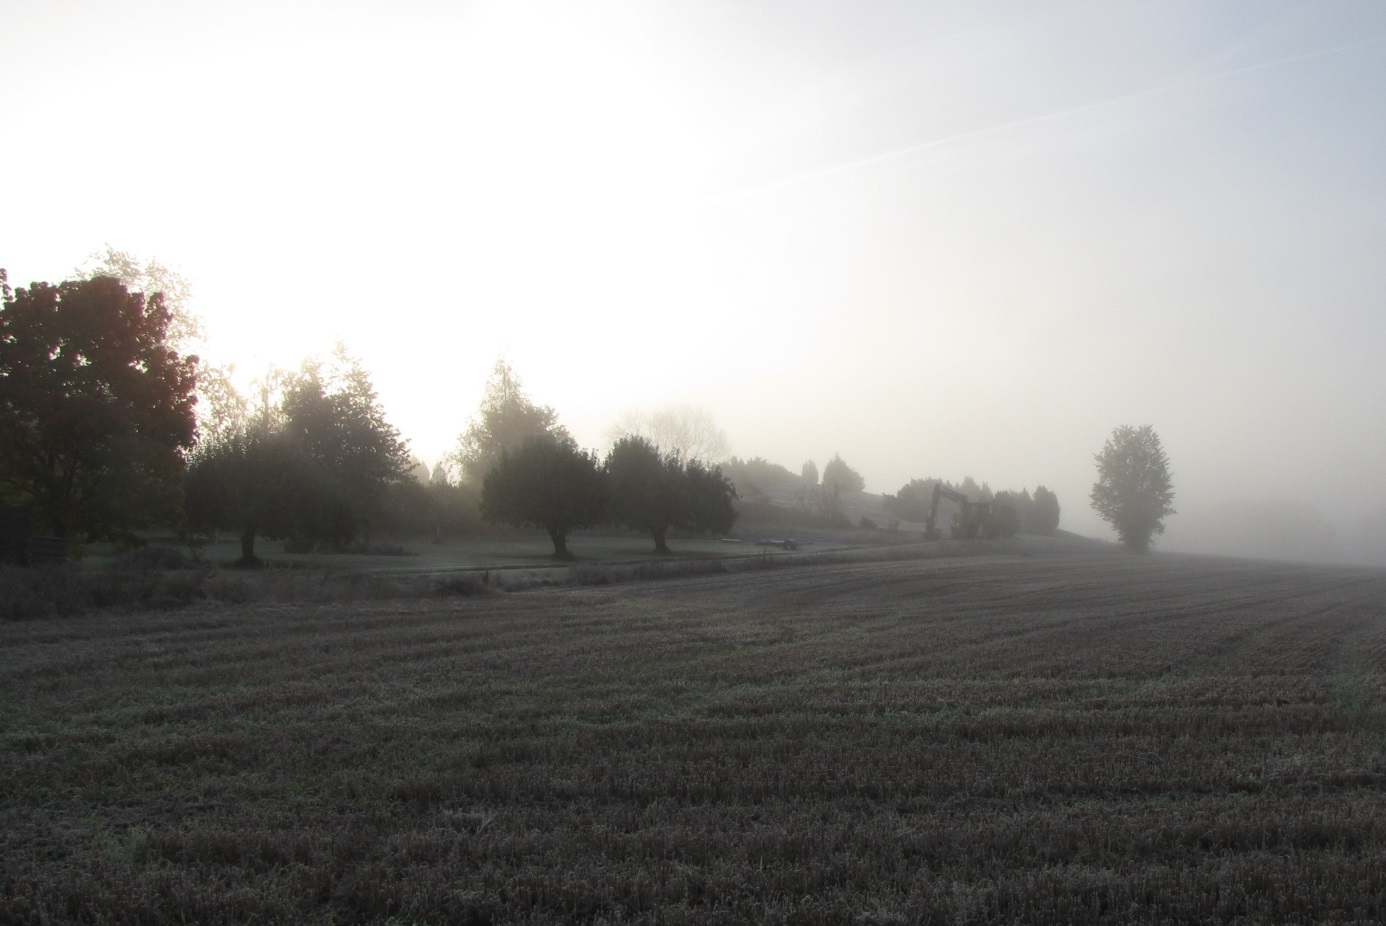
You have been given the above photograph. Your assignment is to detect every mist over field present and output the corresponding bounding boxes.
[3,1,1384,566]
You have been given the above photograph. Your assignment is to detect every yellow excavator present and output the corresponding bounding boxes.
[924,484,1001,540]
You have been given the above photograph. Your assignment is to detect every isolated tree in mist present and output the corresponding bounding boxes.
[609,404,730,463]
[0,269,198,541]
[822,453,866,495]
[1028,485,1061,534]
[1091,425,1175,553]
[605,436,737,554]
[481,434,605,559]
[801,460,818,486]
[456,360,564,485]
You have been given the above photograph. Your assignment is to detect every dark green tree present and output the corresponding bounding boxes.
[822,453,866,494]
[481,434,605,559]
[281,346,411,539]
[605,436,737,554]
[456,360,564,485]
[185,425,351,563]
[0,270,198,541]
[1091,425,1175,552]
[184,347,408,562]
[685,457,739,537]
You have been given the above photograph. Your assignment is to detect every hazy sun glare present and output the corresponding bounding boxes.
[5,1,1386,560]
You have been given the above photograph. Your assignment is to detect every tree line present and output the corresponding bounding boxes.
[188,354,738,562]
[2,256,1175,561]
[884,478,1061,538]
[459,360,736,558]
[0,263,736,562]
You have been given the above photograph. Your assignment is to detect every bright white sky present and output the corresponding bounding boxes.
[4,1,1385,561]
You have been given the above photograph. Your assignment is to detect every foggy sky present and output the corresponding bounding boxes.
[3,1,1384,564]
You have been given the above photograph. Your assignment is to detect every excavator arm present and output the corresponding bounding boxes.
[925,484,972,540]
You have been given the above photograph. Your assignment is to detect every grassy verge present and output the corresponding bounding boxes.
[3,532,1083,621]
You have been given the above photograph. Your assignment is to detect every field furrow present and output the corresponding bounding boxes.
[2,547,1384,925]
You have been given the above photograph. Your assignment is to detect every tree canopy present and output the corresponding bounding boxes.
[281,346,411,524]
[609,405,729,463]
[605,436,737,554]
[1028,486,1061,535]
[721,456,801,501]
[0,270,199,541]
[480,433,605,559]
[184,346,409,562]
[884,478,1059,536]
[74,246,202,350]
[1090,424,1175,553]
[185,425,345,562]
[455,360,564,485]
[822,453,866,495]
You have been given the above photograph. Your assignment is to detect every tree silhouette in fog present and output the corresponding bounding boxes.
[608,405,730,463]
[1028,486,1061,535]
[481,433,605,559]
[74,246,202,349]
[605,436,737,554]
[455,360,563,485]
[1091,425,1175,553]
[822,453,866,495]
[185,346,409,563]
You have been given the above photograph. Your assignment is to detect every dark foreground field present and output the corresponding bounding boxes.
[3,546,1385,925]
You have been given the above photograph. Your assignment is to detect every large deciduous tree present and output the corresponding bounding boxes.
[455,360,564,485]
[75,246,202,350]
[605,436,737,554]
[0,270,198,540]
[608,404,730,463]
[481,434,605,559]
[1091,425,1175,553]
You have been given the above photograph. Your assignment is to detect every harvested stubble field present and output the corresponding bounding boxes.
[3,542,1385,925]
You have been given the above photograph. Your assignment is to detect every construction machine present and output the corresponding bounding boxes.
[923,484,1001,540]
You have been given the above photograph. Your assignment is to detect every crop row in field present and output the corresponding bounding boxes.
[2,548,1384,924]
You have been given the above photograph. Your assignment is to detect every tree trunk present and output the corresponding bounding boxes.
[240,524,261,565]
[548,528,571,560]
[651,525,671,555]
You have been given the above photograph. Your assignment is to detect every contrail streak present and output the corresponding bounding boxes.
[717,35,1386,201]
